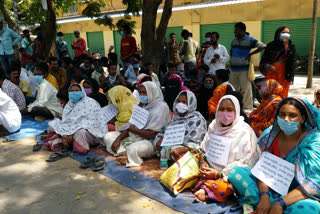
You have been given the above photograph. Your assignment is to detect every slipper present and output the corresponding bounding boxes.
[46,151,69,162]
[33,142,42,152]
[92,157,105,172]
[80,157,96,169]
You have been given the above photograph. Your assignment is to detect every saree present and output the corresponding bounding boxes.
[250,79,283,137]
[208,82,234,116]
[229,98,320,213]
[108,85,138,130]
[265,64,289,98]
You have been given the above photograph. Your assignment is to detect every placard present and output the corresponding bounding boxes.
[128,105,149,129]
[251,152,295,196]
[205,135,231,167]
[102,104,119,123]
[161,124,185,147]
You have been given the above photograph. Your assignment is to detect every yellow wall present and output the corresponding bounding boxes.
[58,0,320,65]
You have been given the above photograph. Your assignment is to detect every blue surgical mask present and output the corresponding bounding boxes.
[205,38,210,42]
[133,64,140,69]
[139,95,148,104]
[277,116,300,135]
[204,83,214,89]
[280,33,290,41]
[120,31,125,37]
[69,91,83,103]
[33,75,43,84]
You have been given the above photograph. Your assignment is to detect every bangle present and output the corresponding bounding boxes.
[259,191,269,197]
[199,155,205,160]
[276,198,287,210]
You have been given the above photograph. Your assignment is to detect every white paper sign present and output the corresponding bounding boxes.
[129,105,149,129]
[205,135,231,167]
[102,104,119,123]
[161,124,185,147]
[251,152,295,196]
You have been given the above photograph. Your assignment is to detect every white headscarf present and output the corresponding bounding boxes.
[201,95,261,179]
[140,81,171,132]
[49,84,108,138]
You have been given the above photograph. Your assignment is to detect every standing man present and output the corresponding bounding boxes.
[48,57,67,89]
[204,32,229,75]
[0,20,22,77]
[120,25,137,72]
[168,33,180,65]
[21,29,33,56]
[180,30,198,79]
[199,32,212,64]
[229,22,265,112]
[33,27,45,58]
[56,32,69,64]
[72,30,87,58]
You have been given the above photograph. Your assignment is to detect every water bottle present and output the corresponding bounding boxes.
[160,146,168,170]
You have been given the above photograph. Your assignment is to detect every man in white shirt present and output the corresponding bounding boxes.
[0,89,21,134]
[204,32,229,75]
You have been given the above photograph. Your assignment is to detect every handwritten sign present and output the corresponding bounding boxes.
[251,152,295,196]
[161,124,185,147]
[102,104,119,123]
[205,135,231,167]
[129,105,149,129]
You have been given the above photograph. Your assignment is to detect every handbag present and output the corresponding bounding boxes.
[160,151,199,195]
[248,61,255,81]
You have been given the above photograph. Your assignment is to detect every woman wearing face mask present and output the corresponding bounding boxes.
[260,26,296,98]
[104,81,171,167]
[45,84,108,154]
[194,95,260,203]
[229,97,320,214]
[197,74,216,120]
[83,78,108,107]
[250,79,283,137]
[154,91,207,161]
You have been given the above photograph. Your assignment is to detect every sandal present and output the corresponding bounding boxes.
[33,142,42,152]
[46,150,69,162]
[92,157,105,172]
[80,157,96,169]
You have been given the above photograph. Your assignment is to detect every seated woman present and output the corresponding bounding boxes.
[226,91,251,125]
[197,74,216,120]
[154,91,207,161]
[165,77,182,111]
[229,98,320,213]
[44,84,108,154]
[208,69,234,119]
[107,85,138,130]
[104,81,171,167]
[83,78,108,107]
[194,95,260,203]
[250,79,283,137]
[313,89,320,110]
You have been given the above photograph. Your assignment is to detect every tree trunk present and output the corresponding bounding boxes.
[0,0,15,29]
[141,0,173,75]
[306,0,319,88]
[43,0,57,60]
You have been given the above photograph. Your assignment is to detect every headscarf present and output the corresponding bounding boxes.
[165,77,181,111]
[108,85,138,130]
[260,26,296,82]
[49,84,108,138]
[168,74,190,91]
[197,74,216,119]
[84,78,108,107]
[314,89,320,108]
[136,74,164,100]
[260,79,283,99]
[258,97,320,200]
[201,95,260,179]
[141,81,171,132]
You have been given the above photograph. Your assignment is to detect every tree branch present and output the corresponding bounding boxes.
[156,0,173,42]
[0,0,16,29]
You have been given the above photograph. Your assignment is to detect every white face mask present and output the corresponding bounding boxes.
[176,102,188,114]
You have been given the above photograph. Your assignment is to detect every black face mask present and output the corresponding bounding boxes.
[211,41,217,45]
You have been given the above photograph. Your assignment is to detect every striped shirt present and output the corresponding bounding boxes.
[2,79,26,110]
[230,34,263,71]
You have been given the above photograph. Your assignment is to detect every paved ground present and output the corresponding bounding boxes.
[0,75,318,214]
